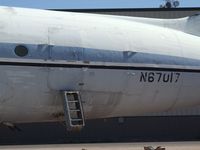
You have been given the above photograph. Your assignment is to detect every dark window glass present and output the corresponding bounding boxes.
[15,45,28,57]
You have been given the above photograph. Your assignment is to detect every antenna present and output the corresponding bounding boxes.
[160,0,180,8]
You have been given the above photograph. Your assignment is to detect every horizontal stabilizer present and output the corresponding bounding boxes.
[184,14,200,37]
[111,14,200,37]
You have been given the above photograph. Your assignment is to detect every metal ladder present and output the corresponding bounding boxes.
[63,91,85,131]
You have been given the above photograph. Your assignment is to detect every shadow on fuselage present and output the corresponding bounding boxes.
[0,116,200,145]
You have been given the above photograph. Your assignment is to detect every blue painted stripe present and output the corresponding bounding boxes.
[0,43,199,67]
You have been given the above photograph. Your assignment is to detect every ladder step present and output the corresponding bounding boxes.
[68,100,79,103]
[71,119,83,121]
[67,92,79,94]
[70,109,81,112]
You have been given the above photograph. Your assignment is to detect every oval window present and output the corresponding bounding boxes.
[15,45,28,57]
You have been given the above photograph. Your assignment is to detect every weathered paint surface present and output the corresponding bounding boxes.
[0,6,199,123]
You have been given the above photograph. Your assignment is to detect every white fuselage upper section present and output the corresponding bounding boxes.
[0,6,199,59]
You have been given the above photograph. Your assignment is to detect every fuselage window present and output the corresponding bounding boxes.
[14,45,28,57]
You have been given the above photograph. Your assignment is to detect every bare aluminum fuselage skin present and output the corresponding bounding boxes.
[0,7,200,123]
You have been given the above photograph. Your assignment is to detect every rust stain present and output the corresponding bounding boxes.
[52,112,64,119]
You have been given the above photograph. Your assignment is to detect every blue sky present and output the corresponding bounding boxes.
[0,0,199,9]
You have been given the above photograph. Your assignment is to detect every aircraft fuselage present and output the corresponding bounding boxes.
[0,7,200,123]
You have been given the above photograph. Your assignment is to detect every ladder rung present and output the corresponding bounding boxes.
[70,109,81,112]
[71,119,83,121]
[66,92,79,94]
[68,100,79,103]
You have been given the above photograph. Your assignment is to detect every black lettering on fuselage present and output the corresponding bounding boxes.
[140,72,148,82]
[163,74,170,82]
[175,73,180,83]
[148,72,155,82]
[140,72,181,83]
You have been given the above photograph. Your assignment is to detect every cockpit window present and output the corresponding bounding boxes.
[15,45,28,57]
